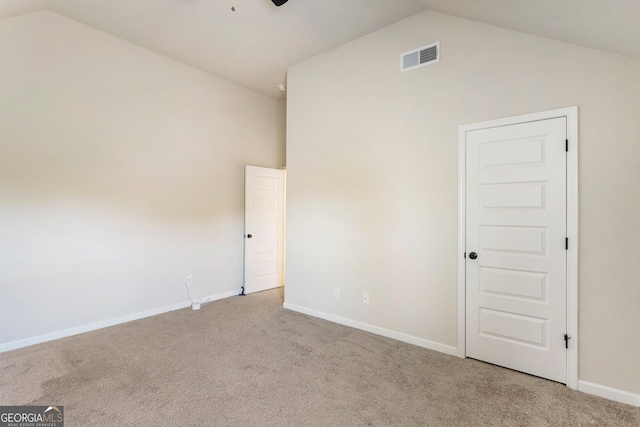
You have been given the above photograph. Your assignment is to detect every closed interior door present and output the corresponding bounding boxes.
[244,166,285,294]
[465,117,567,383]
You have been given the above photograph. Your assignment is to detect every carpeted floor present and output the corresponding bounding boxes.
[1,288,638,426]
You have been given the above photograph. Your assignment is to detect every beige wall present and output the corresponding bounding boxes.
[285,11,640,395]
[0,11,285,346]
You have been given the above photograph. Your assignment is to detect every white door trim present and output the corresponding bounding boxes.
[457,106,579,389]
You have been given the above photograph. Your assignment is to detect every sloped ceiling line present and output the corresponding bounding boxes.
[1,0,639,98]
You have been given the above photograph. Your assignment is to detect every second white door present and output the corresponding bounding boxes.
[465,117,567,383]
[244,166,285,294]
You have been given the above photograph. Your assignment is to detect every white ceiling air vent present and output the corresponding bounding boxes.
[401,42,439,72]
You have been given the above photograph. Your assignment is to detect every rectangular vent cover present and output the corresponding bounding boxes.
[401,42,439,72]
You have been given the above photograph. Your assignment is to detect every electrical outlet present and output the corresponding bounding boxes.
[333,287,340,298]
[363,292,370,305]
[186,276,193,286]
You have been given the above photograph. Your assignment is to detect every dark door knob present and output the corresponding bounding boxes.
[247,234,253,239]
[469,252,478,260]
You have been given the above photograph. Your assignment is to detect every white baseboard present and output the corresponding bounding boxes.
[283,302,457,356]
[578,380,640,407]
[0,288,242,354]
[200,289,243,304]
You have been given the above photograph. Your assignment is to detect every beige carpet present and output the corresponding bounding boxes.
[1,288,638,426]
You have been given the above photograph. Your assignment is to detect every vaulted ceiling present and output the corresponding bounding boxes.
[2,0,639,98]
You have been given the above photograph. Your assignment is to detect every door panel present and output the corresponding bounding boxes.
[479,267,547,301]
[244,166,285,294]
[466,117,567,383]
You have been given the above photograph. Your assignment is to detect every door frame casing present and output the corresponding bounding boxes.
[457,106,579,389]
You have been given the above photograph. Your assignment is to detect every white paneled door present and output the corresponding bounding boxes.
[244,166,285,295]
[465,117,568,383]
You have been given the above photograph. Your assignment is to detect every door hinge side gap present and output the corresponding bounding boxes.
[566,139,569,152]
[565,238,568,250]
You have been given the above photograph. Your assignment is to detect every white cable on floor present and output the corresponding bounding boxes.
[185,278,202,310]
